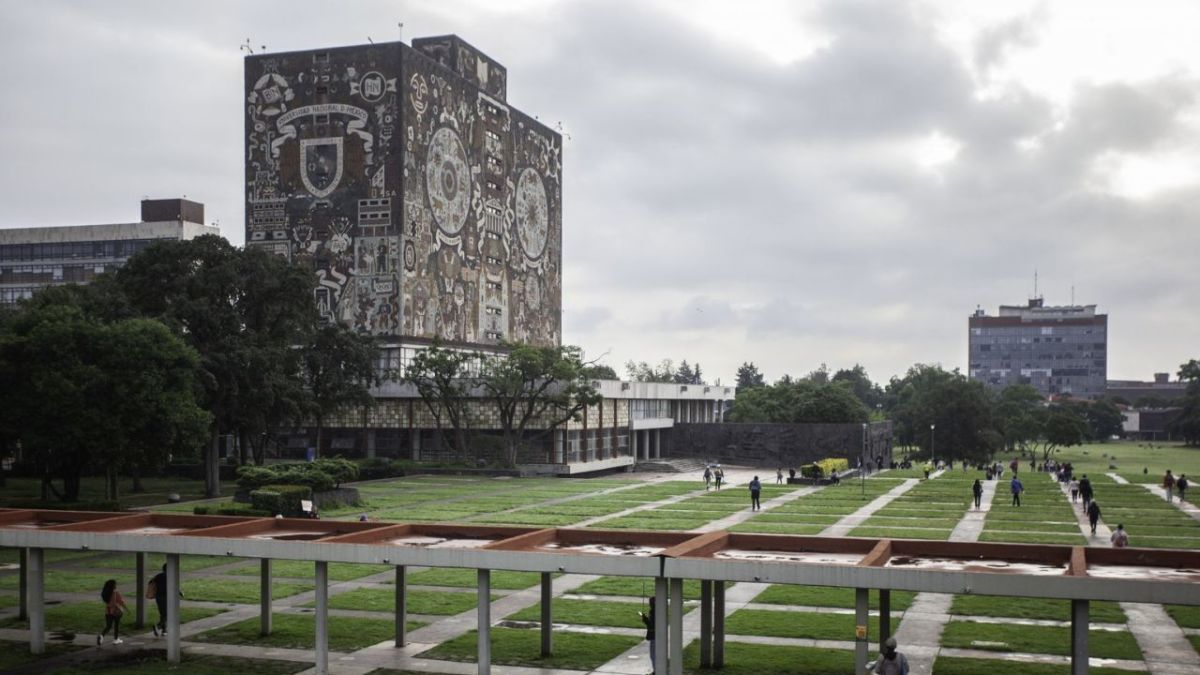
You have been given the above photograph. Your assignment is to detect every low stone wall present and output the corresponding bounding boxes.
[669,421,893,470]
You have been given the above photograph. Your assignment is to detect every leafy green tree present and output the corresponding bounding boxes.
[480,343,602,467]
[625,358,676,382]
[404,341,481,460]
[727,380,868,424]
[1031,406,1087,461]
[804,363,831,384]
[735,362,765,389]
[1170,359,1200,445]
[994,384,1044,453]
[580,363,618,380]
[889,364,998,463]
[673,360,695,384]
[1084,398,1125,441]
[831,364,884,409]
[302,323,378,457]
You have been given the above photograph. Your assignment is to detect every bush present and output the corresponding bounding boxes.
[236,465,278,490]
[799,458,850,479]
[192,506,209,515]
[250,484,312,517]
[312,457,358,486]
[275,465,335,492]
[355,457,398,480]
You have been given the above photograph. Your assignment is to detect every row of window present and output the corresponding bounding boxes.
[0,238,158,262]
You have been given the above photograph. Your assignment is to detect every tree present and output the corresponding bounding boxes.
[302,323,379,458]
[804,363,830,385]
[994,384,1044,453]
[889,364,999,464]
[1083,399,1125,441]
[580,363,618,380]
[726,380,868,424]
[1170,359,1200,446]
[625,359,675,382]
[1030,407,1087,461]
[404,341,481,460]
[116,235,316,496]
[735,362,765,389]
[0,299,209,501]
[480,343,602,467]
[831,364,883,409]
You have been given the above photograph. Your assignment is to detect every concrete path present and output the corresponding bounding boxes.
[819,478,922,537]
[1108,473,1130,485]
[696,484,821,533]
[894,477,994,675]
[1140,483,1200,524]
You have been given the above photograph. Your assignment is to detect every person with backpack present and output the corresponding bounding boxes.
[874,636,910,674]
[98,579,127,645]
[1088,500,1102,535]
[972,479,983,509]
[639,597,657,674]
[749,475,762,511]
[714,467,723,490]
[1079,475,1094,509]
[1179,474,1190,502]
[1069,477,1080,503]
[1111,523,1129,548]
[702,466,712,491]
[1010,475,1024,507]
[147,563,184,637]
[1163,470,1176,503]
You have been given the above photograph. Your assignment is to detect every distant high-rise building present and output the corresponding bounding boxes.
[968,298,1108,399]
[0,199,216,304]
[243,35,562,362]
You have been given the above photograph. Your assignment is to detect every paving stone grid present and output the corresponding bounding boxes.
[2,466,1200,674]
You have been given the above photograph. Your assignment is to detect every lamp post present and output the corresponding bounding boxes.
[861,422,868,498]
[930,423,936,467]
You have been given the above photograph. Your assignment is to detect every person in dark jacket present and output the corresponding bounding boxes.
[1079,475,1094,508]
[1179,474,1190,502]
[640,597,657,674]
[149,563,184,637]
[749,476,762,511]
[971,479,983,509]
[1010,476,1024,507]
[1087,500,1102,535]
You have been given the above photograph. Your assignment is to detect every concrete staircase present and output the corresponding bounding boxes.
[634,457,710,474]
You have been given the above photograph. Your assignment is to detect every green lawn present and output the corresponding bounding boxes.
[726,609,892,641]
[192,613,424,651]
[941,621,1142,660]
[573,576,702,600]
[181,578,312,604]
[933,656,1137,675]
[229,560,392,581]
[753,585,915,611]
[950,595,1125,623]
[0,602,223,635]
[38,651,308,674]
[419,627,641,671]
[404,568,545,590]
[0,639,82,670]
[1166,604,1200,629]
[311,587,496,615]
[681,639,854,674]
[507,598,645,628]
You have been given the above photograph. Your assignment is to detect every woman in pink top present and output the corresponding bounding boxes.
[98,579,128,645]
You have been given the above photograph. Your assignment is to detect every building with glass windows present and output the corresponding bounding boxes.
[0,199,217,304]
[968,298,1108,399]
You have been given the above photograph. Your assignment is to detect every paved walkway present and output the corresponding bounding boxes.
[697,484,821,533]
[1061,478,1200,675]
[895,476,995,675]
[1140,483,1200,524]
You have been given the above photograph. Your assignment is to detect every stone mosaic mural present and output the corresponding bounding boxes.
[244,36,561,347]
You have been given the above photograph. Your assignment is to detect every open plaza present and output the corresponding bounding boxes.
[2,441,1200,675]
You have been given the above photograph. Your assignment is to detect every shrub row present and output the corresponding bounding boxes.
[236,458,359,493]
[250,484,312,517]
[800,458,851,478]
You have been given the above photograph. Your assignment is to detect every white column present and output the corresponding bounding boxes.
[315,561,329,675]
[28,548,43,655]
[135,552,146,628]
[261,558,272,635]
[854,587,869,674]
[631,429,639,461]
[654,577,668,675]
[700,580,713,667]
[166,554,181,663]
[1072,599,1089,675]
[18,547,27,621]
[395,565,407,647]
[669,577,684,675]
[714,581,725,667]
[478,569,491,675]
[540,572,552,656]
[654,429,662,459]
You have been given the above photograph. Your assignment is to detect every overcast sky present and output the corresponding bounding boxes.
[2,0,1198,385]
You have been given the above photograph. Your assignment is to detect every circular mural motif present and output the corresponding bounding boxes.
[515,168,549,259]
[425,127,471,236]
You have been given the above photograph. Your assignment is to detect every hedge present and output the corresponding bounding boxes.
[800,458,850,479]
[235,458,358,492]
[250,484,312,517]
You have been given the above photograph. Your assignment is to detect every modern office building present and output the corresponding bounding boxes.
[0,199,216,304]
[245,37,731,471]
[1107,373,1189,404]
[968,298,1108,399]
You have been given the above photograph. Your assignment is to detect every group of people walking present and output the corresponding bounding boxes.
[1163,469,1190,503]
[95,564,180,646]
[702,465,724,490]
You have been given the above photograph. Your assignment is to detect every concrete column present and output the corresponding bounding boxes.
[166,554,181,663]
[700,580,713,667]
[1071,599,1089,675]
[135,552,146,628]
[714,580,725,667]
[669,577,684,675]
[654,577,668,675]
[315,561,329,675]
[879,589,891,651]
[630,429,638,462]
[18,547,27,621]
[261,558,272,635]
[478,569,491,675]
[395,565,407,647]
[554,431,564,464]
[366,429,377,459]
[409,428,421,461]
[28,547,43,655]
[854,587,869,675]
[540,571,552,656]
[654,429,662,459]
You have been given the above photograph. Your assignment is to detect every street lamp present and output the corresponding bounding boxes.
[930,423,936,467]
[861,422,868,498]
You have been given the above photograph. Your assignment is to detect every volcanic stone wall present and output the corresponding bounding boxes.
[669,421,893,469]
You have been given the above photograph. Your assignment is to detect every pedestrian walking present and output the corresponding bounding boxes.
[874,636,910,675]
[1163,470,1176,503]
[1079,475,1093,508]
[714,467,724,490]
[972,479,983,509]
[148,563,183,637]
[1179,474,1190,502]
[640,597,657,674]
[97,579,127,645]
[776,468,783,484]
[1069,478,1079,503]
[703,466,712,491]
[749,475,762,511]
[1010,476,1024,507]
[1087,500,1102,535]
[1111,523,1129,548]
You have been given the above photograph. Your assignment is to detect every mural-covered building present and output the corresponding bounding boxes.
[244,35,561,362]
